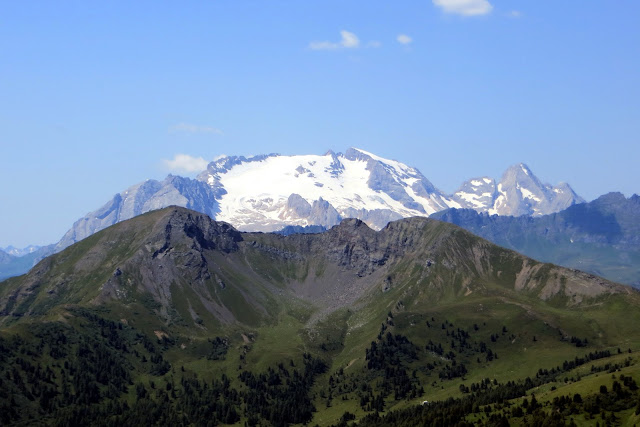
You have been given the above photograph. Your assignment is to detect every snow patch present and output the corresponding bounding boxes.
[489,184,507,215]
[455,192,490,209]
[445,199,463,209]
[519,187,541,202]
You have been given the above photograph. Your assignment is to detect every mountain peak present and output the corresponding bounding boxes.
[333,217,369,230]
[594,191,627,204]
[452,163,583,217]
[503,162,537,181]
[343,147,373,162]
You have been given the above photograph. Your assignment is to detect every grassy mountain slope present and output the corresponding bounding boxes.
[1,206,639,425]
[432,192,640,287]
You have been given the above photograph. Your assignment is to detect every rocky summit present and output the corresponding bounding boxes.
[452,163,584,217]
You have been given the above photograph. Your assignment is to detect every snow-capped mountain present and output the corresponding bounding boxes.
[452,163,584,216]
[55,148,584,251]
[198,148,458,232]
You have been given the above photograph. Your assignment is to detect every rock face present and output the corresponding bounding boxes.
[432,192,640,287]
[49,149,584,258]
[452,163,584,216]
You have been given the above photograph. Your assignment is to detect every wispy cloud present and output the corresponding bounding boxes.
[396,34,413,45]
[169,122,222,135]
[432,0,493,16]
[163,154,209,173]
[309,30,360,50]
[508,10,522,18]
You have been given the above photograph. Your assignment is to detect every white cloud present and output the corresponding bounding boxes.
[169,122,222,135]
[396,34,412,45]
[163,154,209,173]
[433,0,493,16]
[508,10,522,18]
[309,30,360,50]
[368,40,382,48]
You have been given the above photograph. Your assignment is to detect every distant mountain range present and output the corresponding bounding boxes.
[0,245,54,282]
[432,192,640,287]
[2,245,43,257]
[55,148,583,251]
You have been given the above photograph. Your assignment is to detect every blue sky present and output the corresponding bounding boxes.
[1,1,639,247]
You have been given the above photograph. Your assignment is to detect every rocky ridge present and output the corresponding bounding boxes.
[1,206,629,328]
